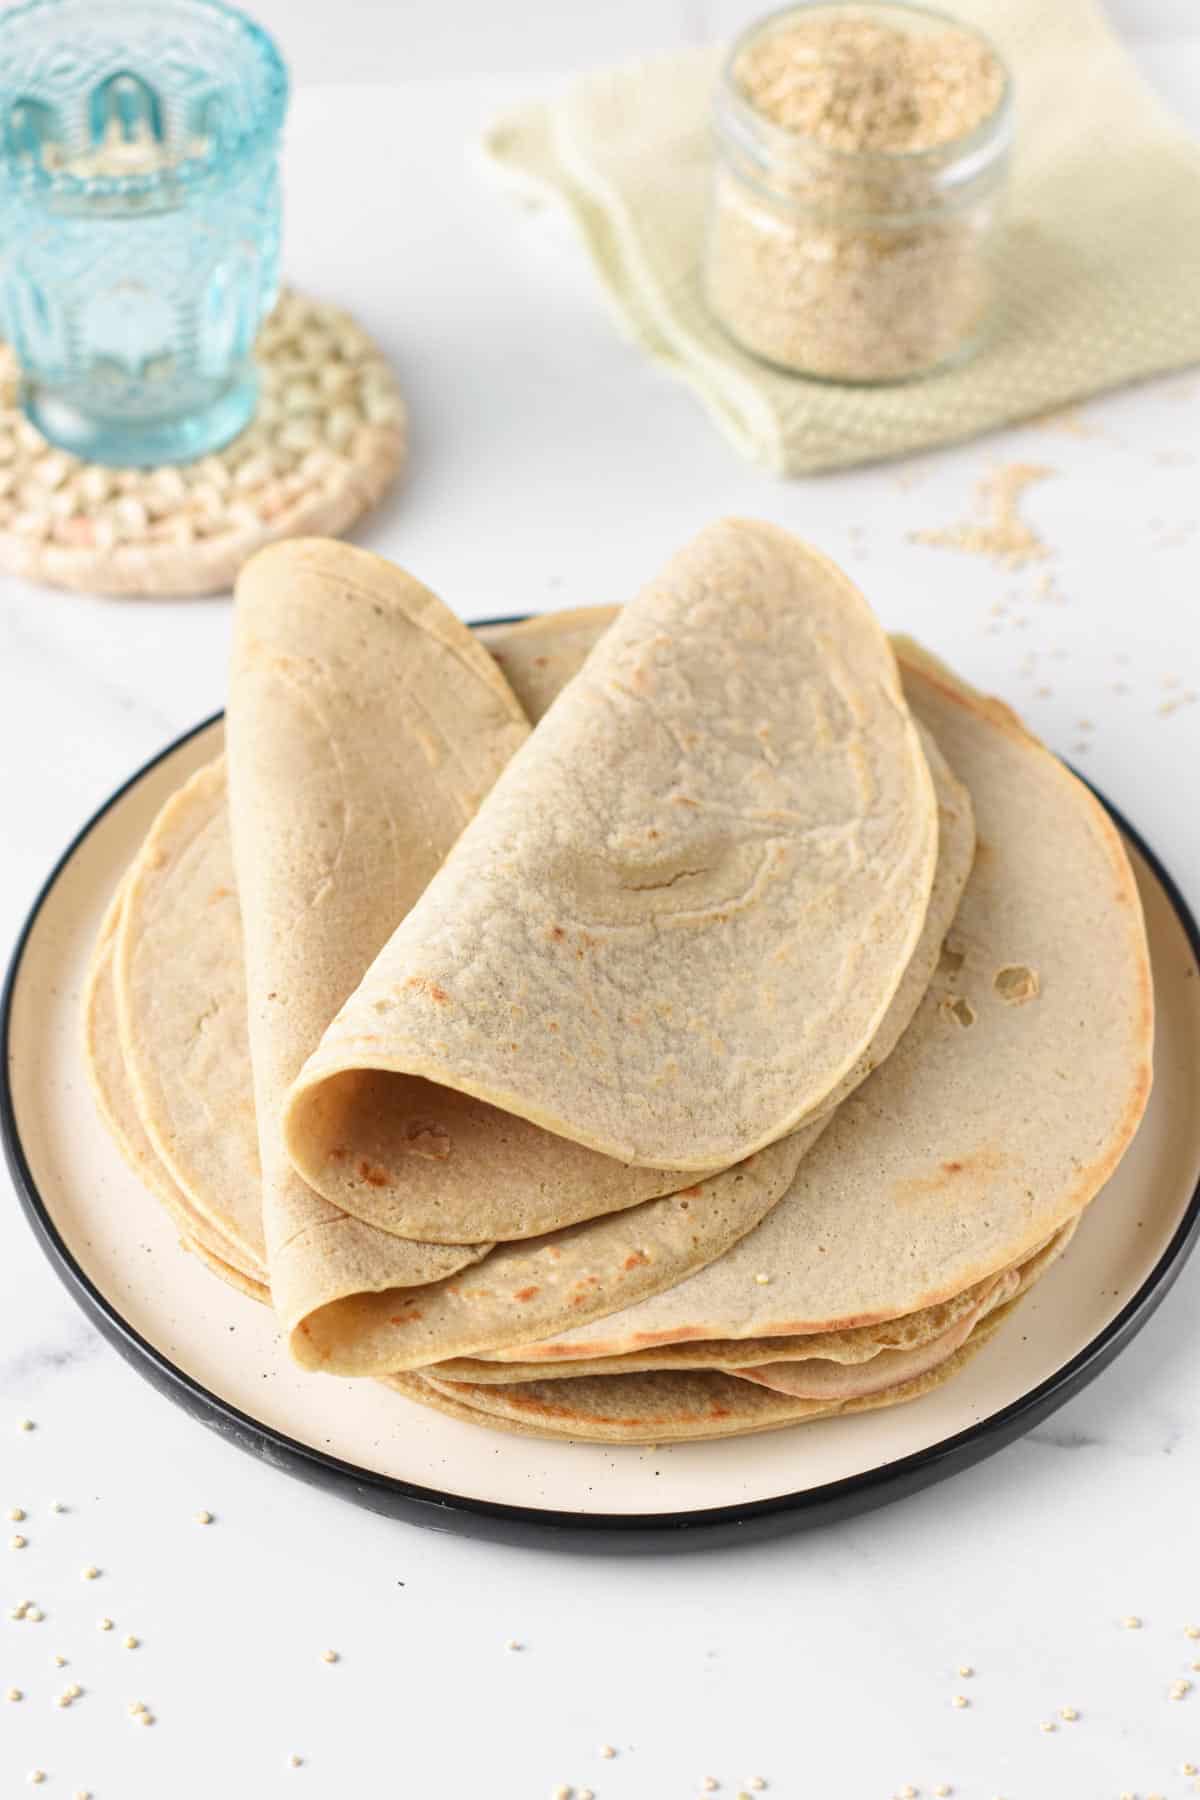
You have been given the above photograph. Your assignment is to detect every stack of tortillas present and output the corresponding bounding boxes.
[84,522,1153,1444]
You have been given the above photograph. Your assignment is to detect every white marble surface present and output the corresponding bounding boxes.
[2,30,1200,1800]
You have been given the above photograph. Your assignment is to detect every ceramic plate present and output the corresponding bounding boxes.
[4,680,1200,1550]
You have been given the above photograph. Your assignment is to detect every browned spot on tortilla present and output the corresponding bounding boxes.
[973,839,993,863]
[994,964,1040,1004]
[387,1308,424,1325]
[207,885,232,904]
[623,1252,649,1271]
[672,794,699,808]
[357,1159,392,1188]
[401,1122,451,1161]
[893,1146,1008,1207]
[405,976,450,1004]
[940,995,976,1028]
[679,1184,704,1198]
[647,828,660,840]
[329,1145,347,1162]
[547,925,566,942]
[708,1407,731,1420]
[547,1020,559,1033]
[513,1285,539,1303]
[533,655,549,667]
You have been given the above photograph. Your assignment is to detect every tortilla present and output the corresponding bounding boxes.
[226,539,537,1340]
[83,874,266,1286]
[427,1218,1077,1383]
[112,767,267,1271]
[396,1288,1025,1444]
[468,646,1152,1367]
[284,519,939,1219]
[287,708,972,1376]
[476,605,619,721]
[403,1209,1080,1442]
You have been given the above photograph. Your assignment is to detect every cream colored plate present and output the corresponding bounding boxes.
[4,711,1199,1546]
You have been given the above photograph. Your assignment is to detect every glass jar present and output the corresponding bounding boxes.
[0,0,287,465]
[704,0,1013,384]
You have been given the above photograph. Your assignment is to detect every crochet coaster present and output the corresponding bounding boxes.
[0,290,405,596]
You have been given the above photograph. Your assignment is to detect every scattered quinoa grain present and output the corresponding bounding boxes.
[580,1790,595,1800]
[1171,1679,1192,1699]
[98,1617,112,1632]
[81,1565,99,1581]
[321,1649,338,1664]
[1184,1763,1198,1777]
[703,1780,719,1792]
[599,1746,616,1759]
[958,1664,973,1677]
[289,1753,302,1768]
[1187,1626,1200,1639]
[195,1510,213,1525]
[25,1606,42,1622]
[7,1686,21,1701]
[17,1418,33,1432]
[123,1635,138,1649]
[749,1783,766,1793]
[1059,1706,1078,1721]
[10,1534,26,1549]
[505,1639,522,1652]
[8,1506,24,1521]
[49,1502,64,1515]
[951,1694,968,1708]
[1039,1719,1055,1732]
[53,1655,66,1667]
[912,466,1054,569]
[1122,1615,1142,1629]
[934,1788,952,1797]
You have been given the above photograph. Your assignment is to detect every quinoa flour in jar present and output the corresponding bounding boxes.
[704,1,1013,383]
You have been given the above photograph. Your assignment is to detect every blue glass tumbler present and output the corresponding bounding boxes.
[0,0,287,466]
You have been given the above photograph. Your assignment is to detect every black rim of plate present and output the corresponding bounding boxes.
[3,630,1200,1552]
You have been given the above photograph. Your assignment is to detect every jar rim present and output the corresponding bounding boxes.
[0,0,288,197]
[718,0,1014,169]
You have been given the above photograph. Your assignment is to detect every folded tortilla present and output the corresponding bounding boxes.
[467,645,1151,1373]
[85,586,969,1379]
[284,520,940,1220]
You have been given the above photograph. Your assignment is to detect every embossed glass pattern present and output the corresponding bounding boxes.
[0,0,288,464]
